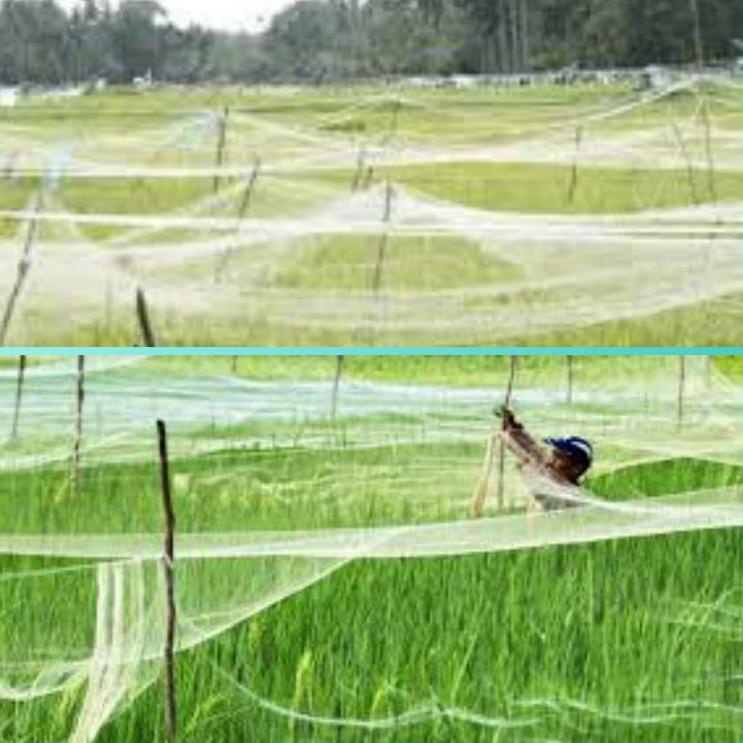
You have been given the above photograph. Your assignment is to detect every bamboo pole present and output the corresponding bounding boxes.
[215,157,262,281]
[135,287,156,347]
[213,107,229,194]
[496,355,518,510]
[156,419,177,743]
[566,125,582,204]
[677,355,686,428]
[237,156,261,222]
[0,193,42,345]
[72,355,85,492]
[671,121,700,205]
[10,354,26,440]
[567,355,574,404]
[470,356,518,518]
[371,182,394,294]
[331,355,344,422]
[351,148,365,192]
[372,234,388,294]
[382,181,394,223]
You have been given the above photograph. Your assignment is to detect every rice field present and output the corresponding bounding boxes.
[0,354,741,742]
[0,77,741,346]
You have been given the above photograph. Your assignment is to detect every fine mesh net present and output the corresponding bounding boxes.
[0,75,740,345]
[0,355,740,740]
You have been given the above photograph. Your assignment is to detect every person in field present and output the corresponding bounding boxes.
[495,405,593,511]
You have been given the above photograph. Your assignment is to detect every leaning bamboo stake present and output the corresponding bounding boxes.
[135,287,156,347]
[351,148,365,192]
[671,121,700,205]
[10,354,26,439]
[372,234,389,294]
[237,156,261,221]
[215,158,262,281]
[496,356,518,510]
[0,193,42,345]
[566,125,582,204]
[372,183,394,293]
[566,355,574,405]
[362,165,374,190]
[72,355,85,492]
[382,181,394,223]
[213,107,229,194]
[331,355,344,422]
[469,428,498,519]
[156,419,177,743]
[470,356,518,518]
[677,355,686,428]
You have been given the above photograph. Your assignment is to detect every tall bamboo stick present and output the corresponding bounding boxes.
[10,354,26,439]
[72,355,85,491]
[496,356,518,510]
[677,355,686,428]
[566,355,574,405]
[156,419,177,743]
[135,287,156,347]
[331,355,344,421]
[0,193,42,345]
[213,107,229,194]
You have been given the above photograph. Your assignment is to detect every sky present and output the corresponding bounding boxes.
[59,0,298,33]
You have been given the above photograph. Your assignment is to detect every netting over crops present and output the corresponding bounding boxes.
[0,75,741,344]
[0,355,741,740]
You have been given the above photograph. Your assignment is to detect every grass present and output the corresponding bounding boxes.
[0,356,740,742]
[387,161,743,214]
[274,234,520,291]
[0,81,739,345]
[0,443,740,743]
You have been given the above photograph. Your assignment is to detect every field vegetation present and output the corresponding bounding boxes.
[0,82,740,345]
[0,355,740,742]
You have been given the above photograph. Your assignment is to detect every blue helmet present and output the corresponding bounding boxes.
[544,436,593,470]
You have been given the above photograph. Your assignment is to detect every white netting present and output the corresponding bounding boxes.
[0,76,740,344]
[0,355,740,740]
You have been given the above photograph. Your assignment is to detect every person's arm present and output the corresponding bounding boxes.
[496,407,550,473]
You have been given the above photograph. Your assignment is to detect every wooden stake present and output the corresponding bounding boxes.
[496,355,518,510]
[213,107,229,194]
[351,148,365,192]
[72,355,84,492]
[135,287,156,347]
[566,125,582,204]
[237,156,261,222]
[471,356,518,518]
[371,233,388,294]
[10,354,26,439]
[566,355,574,405]
[331,355,344,421]
[0,193,42,345]
[671,121,700,205]
[383,181,394,223]
[156,419,177,743]
[215,158,262,282]
[677,355,686,428]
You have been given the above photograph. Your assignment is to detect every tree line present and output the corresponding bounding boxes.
[0,0,740,86]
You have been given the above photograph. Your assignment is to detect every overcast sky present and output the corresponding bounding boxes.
[59,0,298,32]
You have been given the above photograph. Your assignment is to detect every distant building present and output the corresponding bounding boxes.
[0,88,18,107]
